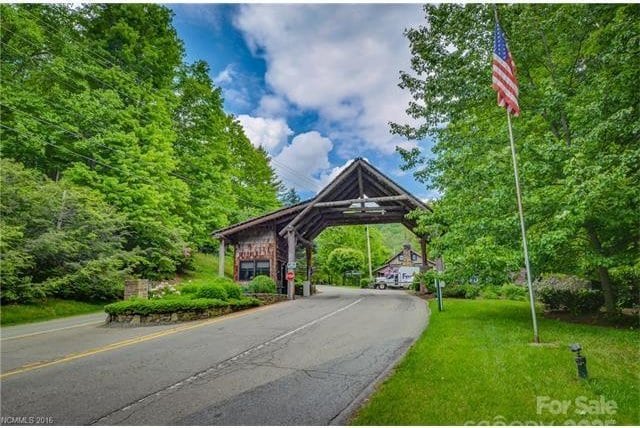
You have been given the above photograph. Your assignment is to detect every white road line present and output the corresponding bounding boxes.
[91,297,364,424]
[1,319,105,341]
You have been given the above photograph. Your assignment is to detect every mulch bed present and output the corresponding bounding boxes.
[543,310,639,329]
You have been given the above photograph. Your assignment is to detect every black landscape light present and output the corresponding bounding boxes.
[569,343,588,379]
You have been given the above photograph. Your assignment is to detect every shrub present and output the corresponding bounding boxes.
[45,257,125,302]
[222,282,243,299]
[226,297,261,310]
[535,273,603,314]
[195,284,228,300]
[442,285,466,298]
[501,283,527,301]
[149,282,180,299]
[480,285,501,300]
[610,265,640,309]
[179,283,200,295]
[462,284,481,299]
[104,297,228,316]
[360,278,372,288]
[248,275,276,294]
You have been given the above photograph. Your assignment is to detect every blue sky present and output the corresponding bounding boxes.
[170,4,436,200]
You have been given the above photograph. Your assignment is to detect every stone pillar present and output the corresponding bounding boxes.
[124,279,149,300]
[218,237,225,278]
[287,229,296,300]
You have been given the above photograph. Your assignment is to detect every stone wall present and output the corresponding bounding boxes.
[124,279,150,300]
[248,293,289,305]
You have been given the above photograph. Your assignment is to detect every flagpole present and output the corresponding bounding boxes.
[506,110,540,343]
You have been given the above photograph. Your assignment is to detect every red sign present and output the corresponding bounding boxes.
[286,271,295,281]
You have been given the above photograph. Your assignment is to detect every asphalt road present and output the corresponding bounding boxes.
[0,286,428,425]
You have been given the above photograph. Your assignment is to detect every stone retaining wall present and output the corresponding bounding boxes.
[107,293,288,327]
[248,293,288,305]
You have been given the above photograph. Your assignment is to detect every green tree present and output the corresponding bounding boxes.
[279,187,301,206]
[0,159,129,303]
[327,247,365,286]
[395,4,640,311]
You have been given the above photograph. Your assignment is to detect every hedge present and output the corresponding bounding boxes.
[195,284,228,300]
[104,297,260,316]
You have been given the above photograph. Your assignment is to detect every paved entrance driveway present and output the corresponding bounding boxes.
[1,286,428,425]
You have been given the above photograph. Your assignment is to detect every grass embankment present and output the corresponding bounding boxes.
[0,299,106,326]
[1,252,233,326]
[177,252,234,287]
[352,299,640,425]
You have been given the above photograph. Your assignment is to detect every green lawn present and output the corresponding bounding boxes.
[177,252,234,288]
[352,299,640,425]
[0,299,106,326]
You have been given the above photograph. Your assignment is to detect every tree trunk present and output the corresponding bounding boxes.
[585,224,616,313]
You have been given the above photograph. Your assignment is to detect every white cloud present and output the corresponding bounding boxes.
[213,65,234,85]
[256,94,290,118]
[234,4,423,156]
[272,131,333,192]
[237,115,293,151]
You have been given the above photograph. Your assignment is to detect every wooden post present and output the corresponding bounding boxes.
[306,245,312,281]
[287,229,296,300]
[218,237,226,278]
[419,237,428,294]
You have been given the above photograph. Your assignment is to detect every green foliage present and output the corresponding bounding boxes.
[500,284,527,301]
[479,285,501,300]
[278,187,301,207]
[222,282,243,300]
[179,284,200,295]
[0,159,129,303]
[315,226,389,284]
[195,284,228,301]
[395,4,640,313]
[327,247,364,278]
[248,275,276,294]
[610,265,640,309]
[0,4,281,301]
[227,297,261,310]
[536,273,604,314]
[1,299,106,326]
[104,297,232,316]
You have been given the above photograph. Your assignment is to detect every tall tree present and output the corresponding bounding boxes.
[395,4,639,310]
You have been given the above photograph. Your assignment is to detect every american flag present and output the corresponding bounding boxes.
[492,23,520,116]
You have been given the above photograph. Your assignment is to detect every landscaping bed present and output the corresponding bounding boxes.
[104,276,288,326]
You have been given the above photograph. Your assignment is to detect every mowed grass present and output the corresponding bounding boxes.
[352,299,640,425]
[0,299,106,326]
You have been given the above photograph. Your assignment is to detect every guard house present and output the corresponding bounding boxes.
[212,158,432,299]
[374,244,436,279]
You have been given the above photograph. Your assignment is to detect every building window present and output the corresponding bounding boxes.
[239,261,255,281]
[256,260,270,277]
[412,253,418,261]
[239,260,271,281]
[398,254,404,261]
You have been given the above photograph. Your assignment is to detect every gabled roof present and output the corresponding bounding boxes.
[374,248,436,272]
[213,158,431,243]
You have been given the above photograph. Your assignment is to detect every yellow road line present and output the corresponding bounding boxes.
[0,304,278,380]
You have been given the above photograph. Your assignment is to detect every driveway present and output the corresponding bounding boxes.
[0,286,428,425]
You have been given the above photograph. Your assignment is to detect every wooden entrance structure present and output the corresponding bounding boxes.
[212,158,432,299]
